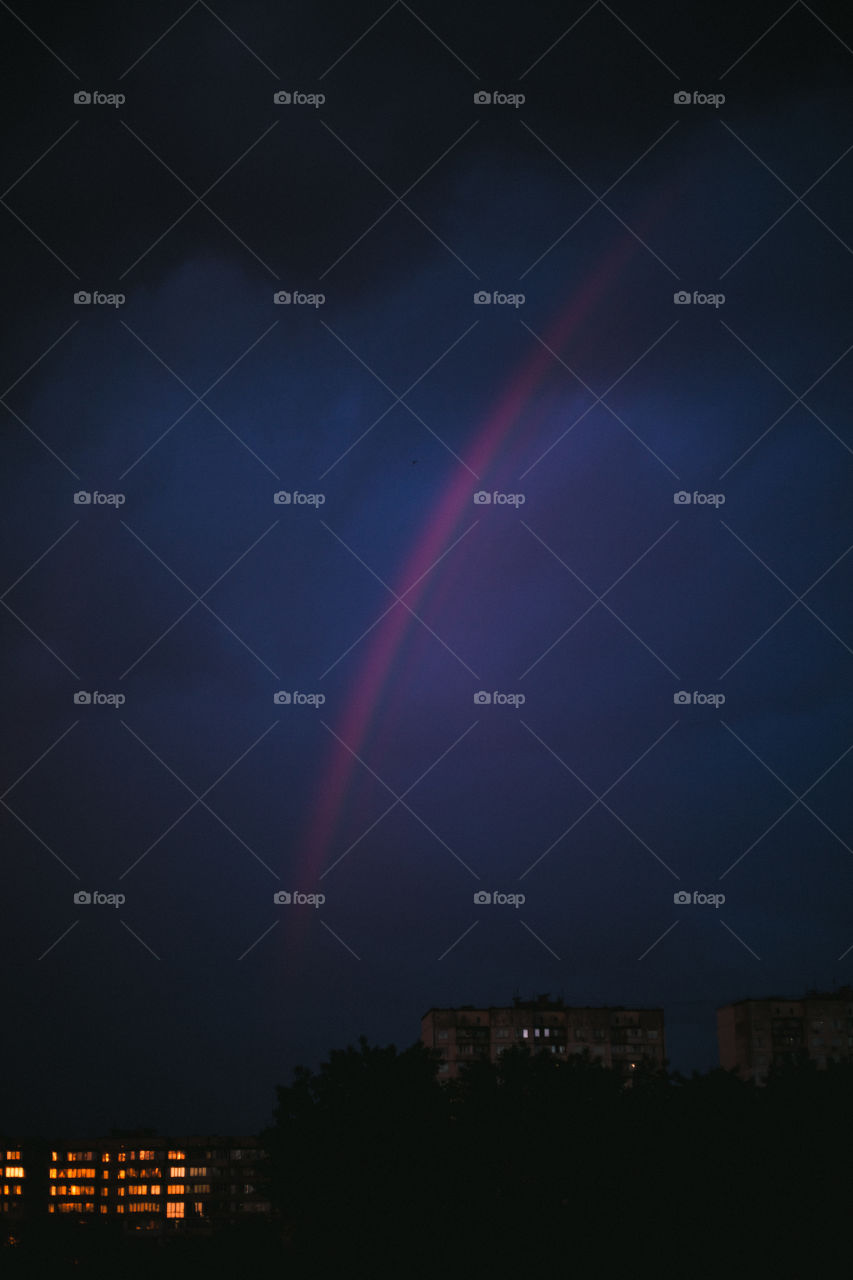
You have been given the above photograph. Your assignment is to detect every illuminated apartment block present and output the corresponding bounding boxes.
[47,1135,269,1229]
[717,986,853,1083]
[422,994,666,1078]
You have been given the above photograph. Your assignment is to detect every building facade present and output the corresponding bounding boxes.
[717,987,853,1082]
[43,1134,269,1231]
[421,995,666,1078]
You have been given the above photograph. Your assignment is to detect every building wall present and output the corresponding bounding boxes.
[717,988,853,1082]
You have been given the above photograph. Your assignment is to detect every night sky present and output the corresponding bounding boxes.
[2,0,852,1137]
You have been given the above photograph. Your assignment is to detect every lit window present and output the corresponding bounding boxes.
[138,1151,155,1161]
[167,1151,185,1161]
[51,1153,58,1163]
[100,1206,108,1215]
[194,1202,204,1215]
[117,1154,126,1164]
[4,1152,20,1162]
[150,1185,161,1196]
[167,1185,185,1195]
[169,1166,185,1178]
[523,1029,529,1038]
[49,1169,57,1180]
[166,1202,184,1218]
[127,1185,148,1196]
[100,1189,108,1197]
[102,1154,110,1164]
[116,1206,124,1214]
[189,1167,207,1177]
[191,1184,210,1193]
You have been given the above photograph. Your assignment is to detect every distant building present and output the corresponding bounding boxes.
[421,994,666,1078]
[44,1134,269,1231]
[0,1140,47,1227]
[717,986,853,1082]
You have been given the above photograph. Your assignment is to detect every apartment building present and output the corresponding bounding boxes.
[717,986,853,1082]
[422,994,666,1078]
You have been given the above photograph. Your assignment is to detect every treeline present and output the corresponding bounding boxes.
[262,1038,853,1273]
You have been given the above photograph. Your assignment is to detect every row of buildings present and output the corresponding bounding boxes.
[0,1134,269,1234]
[420,986,853,1082]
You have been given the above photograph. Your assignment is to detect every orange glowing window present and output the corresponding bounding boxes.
[4,1169,24,1178]
[166,1202,184,1218]
[167,1151,185,1160]
[4,1152,20,1161]
[138,1150,155,1160]
[101,1154,110,1164]
[49,1170,57,1180]
[150,1185,161,1196]
[167,1185,185,1195]
[168,1166,185,1177]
